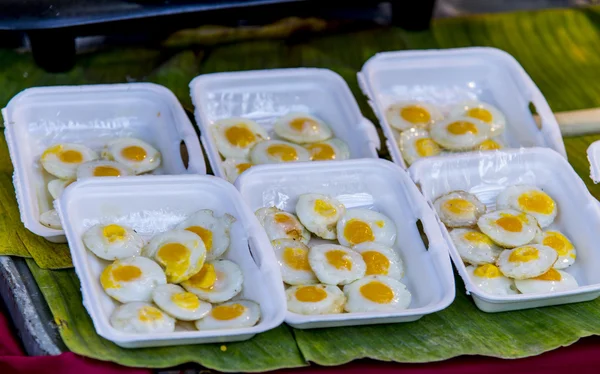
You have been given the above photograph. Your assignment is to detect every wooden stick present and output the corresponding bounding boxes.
[543,108,600,137]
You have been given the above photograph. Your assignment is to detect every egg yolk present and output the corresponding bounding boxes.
[360,281,394,304]
[473,264,503,278]
[186,263,217,290]
[225,125,256,148]
[464,231,493,246]
[532,268,562,281]
[443,198,475,216]
[100,264,141,289]
[138,306,163,322]
[157,243,191,281]
[343,219,375,245]
[325,250,353,270]
[185,226,213,252]
[283,247,311,271]
[467,107,493,123]
[267,144,298,162]
[400,105,431,124]
[542,232,573,256]
[314,199,337,217]
[415,138,441,157]
[517,191,555,215]
[274,213,304,240]
[43,145,84,163]
[290,117,319,132]
[362,251,390,276]
[375,220,385,228]
[478,139,502,150]
[121,146,147,162]
[102,224,126,243]
[212,303,246,320]
[447,121,478,135]
[295,285,328,302]
[93,165,121,177]
[495,215,523,232]
[306,143,335,161]
[236,163,252,174]
[508,246,539,263]
[171,292,200,310]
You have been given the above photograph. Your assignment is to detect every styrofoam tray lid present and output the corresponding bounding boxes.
[235,158,455,328]
[56,174,286,348]
[3,83,206,242]
[587,140,600,183]
[357,47,566,169]
[189,68,380,179]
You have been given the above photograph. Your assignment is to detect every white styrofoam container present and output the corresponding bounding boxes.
[235,159,455,329]
[357,47,566,169]
[56,175,286,348]
[190,68,380,179]
[587,140,600,183]
[3,83,206,243]
[410,147,600,313]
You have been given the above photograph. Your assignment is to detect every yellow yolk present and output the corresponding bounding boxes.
[360,281,394,304]
[295,285,328,302]
[225,125,256,148]
[517,191,555,215]
[533,268,562,281]
[185,226,213,252]
[283,247,311,271]
[473,264,503,278]
[314,199,337,217]
[138,306,163,322]
[542,232,573,256]
[102,224,126,243]
[171,292,200,310]
[325,250,353,270]
[467,107,493,123]
[478,139,502,150]
[274,213,303,240]
[375,220,385,228]
[121,146,147,162]
[100,264,141,289]
[187,263,217,289]
[306,143,335,161]
[443,198,475,216]
[212,304,246,320]
[343,219,375,245]
[290,117,318,132]
[415,138,441,157]
[509,246,540,263]
[266,144,298,162]
[496,215,523,232]
[236,163,252,174]
[464,231,493,246]
[447,121,478,135]
[157,243,191,281]
[362,251,390,276]
[43,145,84,163]
[93,165,121,177]
[400,105,431,124]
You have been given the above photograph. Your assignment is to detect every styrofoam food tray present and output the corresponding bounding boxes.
[587,140,600,183]
[3,83,206,243]
[190,68,380,179]
[55,175,285,348]
[235,159,455,329]
[357,47,566,169]
[410,147,600,313]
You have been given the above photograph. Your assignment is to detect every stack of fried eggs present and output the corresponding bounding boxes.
[256,193,411,315]
[434,185,578,296]
[212,113,350,183]
[83,209,262,334]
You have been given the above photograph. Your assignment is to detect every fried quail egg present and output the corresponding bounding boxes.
[274,112,333,144]
[286,284,345,315]
[449,228,503,265]
[496,185,557,228]
[181,260,243,303]
[465,264,518,296]
[250,140,310,164]
[212,118,269,159]
[102,137,161,174]
[195,299,260,330]
[352,242,404,280]
[305,138,350,161]
[272,239,318,285]
[308,244,366,285]
[398,129,442,165]
[430,117,491,151]
[336,209,397,247]
[514,268,578,294]
[449,100,506,136]
[110,302,175,334]
[47,179,74,200]
[534,231,576,269]
[222,158,253,183]
[255,207,311,244]
[76,160,132,179]
[100,256,167,303]
[143,230,206,283]
[496,244,558,279]
[433,191,486,228]
[83,223,144,260]
[41,143,99,179]
[477,138,503,151]
[152,284,212,321]
[295,193,346,240]
[477,209,538,248]
[176,209,236,261]
[385,101,444,131]
[39,209,62,230]
[343,275,411,312]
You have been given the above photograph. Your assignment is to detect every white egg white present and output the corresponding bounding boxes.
[398,129,442,165]
[222,158,253,183]
[295,193,346,240]
[176,209,236,261]
[255,207,311,244]
[308,244,366,285]
[100,256,167,303]
[47,179,74,200]
[384,101,444,131]
[343,275,411,313]
[450,228,503,265]
[250,140,310,164]
[304,138,350,161]
[514,268,578,294]
[430,116,491,151]
[110,302,175,334]
[41,143,99,179]
[102,137,161,174]
[286,284,345,315]
[274,112,333,144]
[181,260,243,303]
[212,118,269,159]
[477,209,539,248]
[195,299,260,330]
[152,284,212,321]
[496,244,558,280]
[272,239,318,285]
[336,208,397,247]
[534,230,576,269]
[39,209,62,230]
[83,223,144,260]
[76,160,132,179]
[434,191,486,228]
[466,264,518,296]
[496,185,557,228]
[351,242,404,280]
[449,100,506,136]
